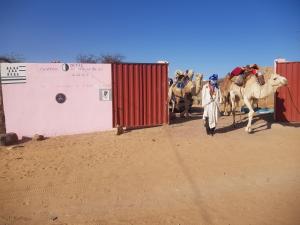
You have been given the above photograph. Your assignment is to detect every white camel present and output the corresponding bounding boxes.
[229,73,288,133]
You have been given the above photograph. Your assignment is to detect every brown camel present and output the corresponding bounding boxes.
[168,73,203,117]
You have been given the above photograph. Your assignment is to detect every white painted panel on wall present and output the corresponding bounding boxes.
[0,63,27,84]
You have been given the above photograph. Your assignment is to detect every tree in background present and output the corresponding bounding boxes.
[76,54,125,63]
[76,54,100,63]
[0,53,24,63]
[100,54,124,63]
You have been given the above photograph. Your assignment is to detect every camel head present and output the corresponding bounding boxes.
[186,69,194,80]
[189,73,202,96]
[195,73,203,84]
[269,73,288,89]
[195,72,203,85]
[175,70,183,79]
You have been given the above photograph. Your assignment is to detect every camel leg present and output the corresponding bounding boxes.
[230,91,236,127]
[168,87,174,114]
[176,97,185,118]
[222,96,228,116]
[223,104,229,116]
[223,96,232,116]
[179,98,186,118]
[244,97,255,133]
[183,95,190,118]
[227,99,232,116]
[171,99,175,113]
[253,98,258,110]
[170,94,175,113]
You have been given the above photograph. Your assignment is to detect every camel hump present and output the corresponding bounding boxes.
[244,75,253,84]
[244,75,259,86]
[230,74,256,87]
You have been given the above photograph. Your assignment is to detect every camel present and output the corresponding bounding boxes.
[219,75,233,116]
[224,73,287,133]
[168,73,203,117]
[220,67,275,116]
[219,75,254,116]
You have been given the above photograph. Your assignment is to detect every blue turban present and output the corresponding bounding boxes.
[209,74,218,88]
[209,74,218,81]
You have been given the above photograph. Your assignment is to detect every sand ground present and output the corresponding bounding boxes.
[0,109,300,225]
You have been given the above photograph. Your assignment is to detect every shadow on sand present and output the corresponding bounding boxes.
[19,136,49,144]
[169,106,203,125]
[217,113,277,134]
[277,122,300,128]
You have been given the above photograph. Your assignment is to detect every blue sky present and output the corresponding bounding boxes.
[1,0,299,79]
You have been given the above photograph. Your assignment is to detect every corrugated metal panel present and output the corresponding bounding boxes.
[275,62,300,122]
[112,63,169,128]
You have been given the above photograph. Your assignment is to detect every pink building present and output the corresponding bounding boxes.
[0,63,113,137]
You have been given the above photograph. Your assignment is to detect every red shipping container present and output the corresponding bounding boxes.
[275,62,300,122]
[112,63,169,128]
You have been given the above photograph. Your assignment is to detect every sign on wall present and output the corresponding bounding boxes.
[0,63,27,84]
[100,89,111,101]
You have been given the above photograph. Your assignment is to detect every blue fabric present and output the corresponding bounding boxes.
[209,74,218,88]
[176,82,184,89]
[209,74,218,81]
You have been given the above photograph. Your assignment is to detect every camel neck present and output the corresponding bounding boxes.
[254,79,274,99]
[195,80,201,95]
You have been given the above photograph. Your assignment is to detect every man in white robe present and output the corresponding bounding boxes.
[201,74,222,136]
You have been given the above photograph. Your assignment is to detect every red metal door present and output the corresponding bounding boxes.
[112,63,169,128]
[275,62,300,122]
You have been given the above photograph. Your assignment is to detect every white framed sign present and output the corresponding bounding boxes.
[0,63,27,84]
[100,89,111,101]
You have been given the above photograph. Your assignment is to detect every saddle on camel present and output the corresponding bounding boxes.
[175,69,194,89]
[229,64,265,87]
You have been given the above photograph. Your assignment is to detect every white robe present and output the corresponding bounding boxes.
[201,83,222,128]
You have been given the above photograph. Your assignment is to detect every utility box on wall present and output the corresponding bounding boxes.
[275,61,300,122]
[0,63,113,137]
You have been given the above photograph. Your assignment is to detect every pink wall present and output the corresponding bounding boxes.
[1,63,112,138]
